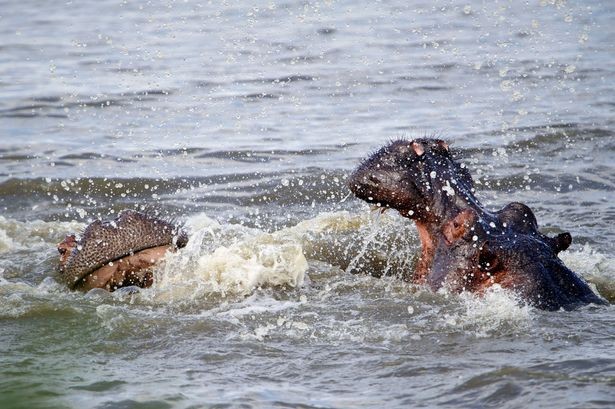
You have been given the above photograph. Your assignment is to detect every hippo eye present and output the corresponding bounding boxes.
[453,221,460,229]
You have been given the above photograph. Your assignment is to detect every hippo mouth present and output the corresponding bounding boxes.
[348,138,606,310]
[57,210,188,291]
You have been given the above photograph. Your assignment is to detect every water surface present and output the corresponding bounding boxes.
[1,1,614,408]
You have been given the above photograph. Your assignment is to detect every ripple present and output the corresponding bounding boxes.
[70,380,127,392]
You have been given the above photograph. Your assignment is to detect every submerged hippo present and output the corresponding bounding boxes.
[348,138,606,310]
[57,210,188,291]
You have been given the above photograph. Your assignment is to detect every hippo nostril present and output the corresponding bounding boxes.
[368,175,380,183]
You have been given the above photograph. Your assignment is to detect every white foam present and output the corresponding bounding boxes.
[145,209,418,303]
[216,294,302,320]
[0,276,79,318]
[194,238,306,294]
[559,244,615,301]
[0,291,30,318]
[152,211,397,299]
[0,228,12,253]
[559,244,613,277]
[441,285,533,337]
[152,214,309,300]
[0,215,84,254]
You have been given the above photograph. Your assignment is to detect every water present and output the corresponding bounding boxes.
[1,1,614,408]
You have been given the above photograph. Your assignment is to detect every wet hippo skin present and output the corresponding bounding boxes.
[348,138,606,310]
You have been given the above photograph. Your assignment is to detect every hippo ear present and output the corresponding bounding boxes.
[411,141,425,156]
[436,140,449,152]
[478,242,500,272]
[553,232,572,253]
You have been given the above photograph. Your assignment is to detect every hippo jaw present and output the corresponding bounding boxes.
[349,138,606,310]
[57,210,188,291]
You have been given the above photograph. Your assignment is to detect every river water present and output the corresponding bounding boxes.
[1,1,614,408]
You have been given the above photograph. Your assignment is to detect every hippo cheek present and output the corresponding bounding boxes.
[366,186,417,210]
[381,186,425,215]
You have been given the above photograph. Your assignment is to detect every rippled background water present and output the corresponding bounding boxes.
[1,1,614,408]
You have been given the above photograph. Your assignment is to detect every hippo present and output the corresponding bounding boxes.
[348,138,606,310]
[57,210,188,291]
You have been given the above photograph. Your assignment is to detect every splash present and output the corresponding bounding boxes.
[3,209,610,320]
[0,228,11,254]
[0,215,83,255]
[151,214,308,301]
[560,244,615,302]
[193,235,307,294]
[441,286,533,337]
[150,210,408,302]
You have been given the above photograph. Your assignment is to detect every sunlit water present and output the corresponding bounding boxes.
[1,1,614,408]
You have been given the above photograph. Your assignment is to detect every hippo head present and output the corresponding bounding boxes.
[349,139,605,310]
[58,210,188,291]
[347,138,477,222]
[438,206,602,310]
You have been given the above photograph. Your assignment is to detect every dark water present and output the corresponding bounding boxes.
[1,1,614,408]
